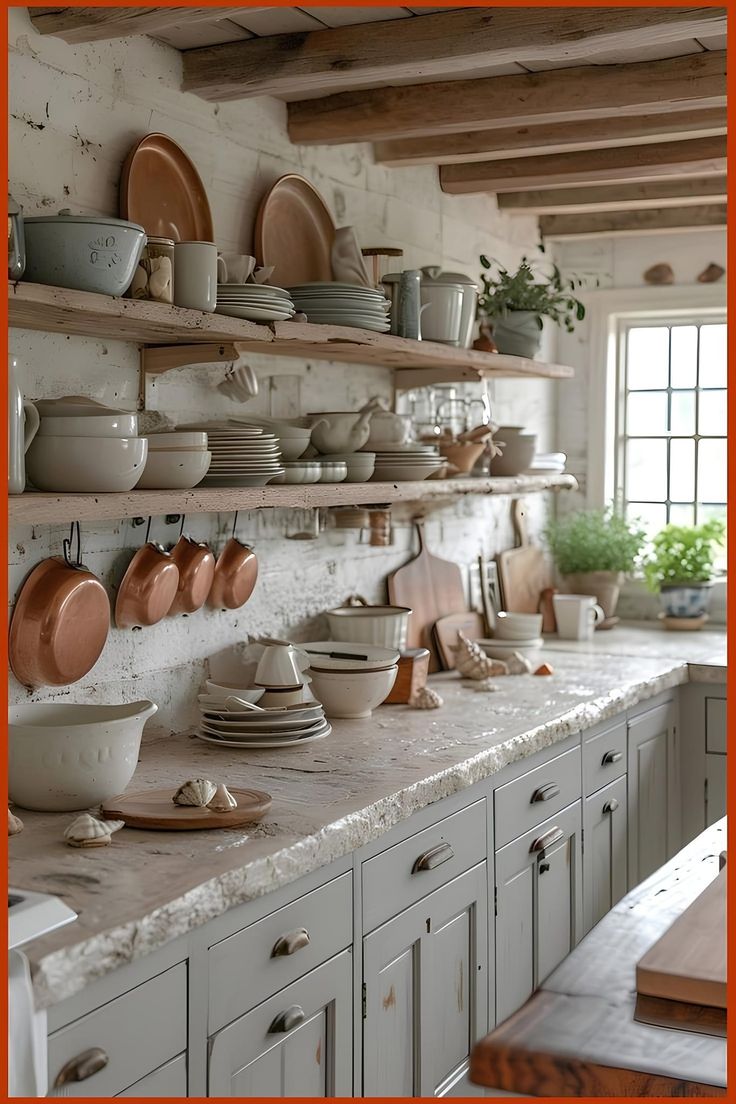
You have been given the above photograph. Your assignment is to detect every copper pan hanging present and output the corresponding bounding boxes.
[208,513,258,610]
[168,517,216,616]
[115,517,180,629]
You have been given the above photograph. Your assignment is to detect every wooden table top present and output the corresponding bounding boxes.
[471,818,727,1097]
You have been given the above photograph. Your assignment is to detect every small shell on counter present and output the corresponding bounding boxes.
[64,813,125,848]
[506,651,533,675]
[469,678,500,693]
[8,808,23,835]
[207,783,238,812]
[410,686,443,710]
[451,632,508,679]
[534,662,555,676]
[173,779,217,807]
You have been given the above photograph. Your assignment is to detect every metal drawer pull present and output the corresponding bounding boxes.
[53,1047,109,1088]
[529,826,564,858]
[271,927,310,957]
[268,1005,305,1034]
[538,861,551,875]
[531,782,560,803]
[602,750,623,765]
[603,798,619,814]
[412,842,454,873]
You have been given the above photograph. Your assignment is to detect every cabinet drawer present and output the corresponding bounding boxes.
[116,1054,187,1097]
[583,719,627,796]
[209,872,352,1034]
[706,697,727,753]
[47,963,186,1098]
[494,746,581,848]
[362,799,486,932]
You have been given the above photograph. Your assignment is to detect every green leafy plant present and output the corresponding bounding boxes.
[643,519,726,591]
[545,508,646,575]
[477,255,590,333]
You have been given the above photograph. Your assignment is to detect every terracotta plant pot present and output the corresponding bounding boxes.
[563,570,625,620]
[491,311,542,358]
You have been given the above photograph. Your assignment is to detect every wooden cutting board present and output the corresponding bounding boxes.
[636,865,726,1009]
[388,520,466,672]
[433,611,485,670]
[496,500,551,614]
[102,787,272,830]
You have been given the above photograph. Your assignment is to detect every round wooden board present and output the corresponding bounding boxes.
[101,787,272,830]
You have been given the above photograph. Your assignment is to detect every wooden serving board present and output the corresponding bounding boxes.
[433,611,485,670]
[496,500,551,614]
[102,787,272,830]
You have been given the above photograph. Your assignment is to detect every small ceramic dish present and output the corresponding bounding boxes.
[270,461,322,485]
[317,461,348,483]
[136,449,211,490]
[297,640,400,672]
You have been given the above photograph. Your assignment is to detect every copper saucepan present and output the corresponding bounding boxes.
[115,517,180,628]
[9,522,110,688]
[208,513,258,610]
[168,522,216,616]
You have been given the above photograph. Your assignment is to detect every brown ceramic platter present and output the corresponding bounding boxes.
[254,174,335,285]
[120,133,214,242]
[101,787,272,830]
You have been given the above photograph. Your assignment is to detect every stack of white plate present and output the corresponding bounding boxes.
[216,284,295,322]
[196,699,330,749]
[527,451,567,475]
[288,283,391,332]
[367,442,446,481]
[182,422,284,486]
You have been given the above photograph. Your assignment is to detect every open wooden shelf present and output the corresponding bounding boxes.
[10,282,574,387]
[9,474,577,525]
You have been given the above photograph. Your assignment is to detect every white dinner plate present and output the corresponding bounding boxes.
[216,305,294,321]
[218,284,291,298]
[196,727,330,749]
[201,472,284,486]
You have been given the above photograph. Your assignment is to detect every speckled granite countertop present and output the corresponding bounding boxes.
[9,624,725,1007]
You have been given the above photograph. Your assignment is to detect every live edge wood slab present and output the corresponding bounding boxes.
[470,818,727,1097]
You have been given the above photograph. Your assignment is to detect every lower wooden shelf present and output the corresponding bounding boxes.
[9,474,577,525]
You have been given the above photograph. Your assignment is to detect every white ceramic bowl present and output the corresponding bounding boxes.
[38,412,139,438]
[136,449,211,489]
[478,639,543,663]
[24,213,146,296]
[326,605,411,650]
[204,681,265,704]
[318,461,348,483]
[319,453,376,483]
[146,431,208,451]
[26,435,148,492]
[8,700,157,811]
[309,665,398,718]
[298,640,400,672]
[278,437,311,461]
[270,462,322,485]
[371,462,442,481]
[494,611,544,640]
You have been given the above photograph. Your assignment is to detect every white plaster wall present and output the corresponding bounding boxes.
[8,7,556,726]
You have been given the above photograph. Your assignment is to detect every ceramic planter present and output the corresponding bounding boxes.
[659,582,713,619]
[563,571,625,620]
[491,310,542,358]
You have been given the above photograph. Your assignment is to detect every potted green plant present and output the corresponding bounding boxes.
[545,507,647,620]
[477,255,588,358]
[643,519,726,622]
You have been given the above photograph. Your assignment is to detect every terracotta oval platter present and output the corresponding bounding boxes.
[254,174,335,286]
[120,133,214,242]
[101,787,272,830]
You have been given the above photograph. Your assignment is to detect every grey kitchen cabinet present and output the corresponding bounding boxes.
[362,862,488,1098]
[117,1054,187,1097]
[494,801,583,1025]
[627,697,679,888]
[582,775,627,933]
[705,753,727,825]
[208,949,352,1097]
[679,683,726,843]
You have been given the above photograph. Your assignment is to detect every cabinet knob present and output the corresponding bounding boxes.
[53,1047,109,1088]
[530,782,560,803]
[412,841,454,873]
[538,861,551,875]
[271,928,310,957]
[268,1005,305,1034]
[529,826,564,858]
[602,750,623,765]
[603,798,619,814]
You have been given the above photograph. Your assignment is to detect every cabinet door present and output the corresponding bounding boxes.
[117,1054,187,1097]
[495,802,582,1025]
[582,776,627,934]
[208,950,352,1097]
[627,700,678,888]
[362,863,488,1098]
[705,753,727,826]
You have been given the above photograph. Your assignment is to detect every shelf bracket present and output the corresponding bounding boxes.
[138,342,251,408]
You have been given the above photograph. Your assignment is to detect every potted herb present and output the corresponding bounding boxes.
[477,255,589,358]
[545,507,646,620]
[643,519,726,622]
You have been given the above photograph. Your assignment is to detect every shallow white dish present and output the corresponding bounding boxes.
[270,463,322,485]
[201,472,284,487]
[201,714,326,734]
[38,412,139,439]
[297,640,400,672]
[204,683,265,703]
[371,464,443,481]
[136,448,211,489]
[26,434,148,493]
[196,726,330,749]
[215,305,294,321]
[317,461,348,483]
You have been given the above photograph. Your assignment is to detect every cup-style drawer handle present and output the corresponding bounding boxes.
[602,750,623,765]
[603,798,620,814]
[531,783,560,804]
[529,826,564,857]
[412,842,454,873]
[268,1005,305,1034]
[271,927,310,957]
[53,1047,109,1087]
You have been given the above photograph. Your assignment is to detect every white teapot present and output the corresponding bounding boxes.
[309,397,383,455]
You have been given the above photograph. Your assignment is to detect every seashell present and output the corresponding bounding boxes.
[173,779,217,807]
[643,262,674,286]
[129,264,149,299]
[207,783,238,812]
[451,632,507,679]
[410,686,443,710]
[505,651,533,675]
[64,813,124,848]
[148,256,172,299]
[534,662,555,676]
[469,678,500,693]
[8,807,23,835]
[697,262,725,284]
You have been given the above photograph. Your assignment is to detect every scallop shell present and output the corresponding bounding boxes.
[410,686,443,710]
[148,256,172,299]
[64,813,125,848]
[470,678,500,693]
[450,631,504,680]
[173,779,218,807]
[506,651,533,675]
[207,783,238,812]
[8,808,23,835]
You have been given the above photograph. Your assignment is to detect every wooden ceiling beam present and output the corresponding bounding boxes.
[539,204,727,239]
[374,108,727,167]
[287,52,726,146]
[181,6,726,101]
[440,136,726,195]
[28,7,237,44]
[498,177,727,215]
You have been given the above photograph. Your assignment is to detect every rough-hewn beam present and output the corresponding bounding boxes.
[288,52,726,146]
[29,7,238,44]
[539,204,727,239]
[374,108,727,166]
[440,136,726,195]
[498,177,727,214]
[182,6,726,101]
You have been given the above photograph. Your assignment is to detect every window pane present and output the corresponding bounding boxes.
[627,327,669,389]
[626,438,667,500]
[669,390,695,435]
[698,389,727,436]
[626,391,668,435]
[697,438,727,502]
[627,501,666,537]
[698,503,727,525]
[669,438,695,501]
[669,503,694,526]
[670,325,698,388]
[699,324,727,388]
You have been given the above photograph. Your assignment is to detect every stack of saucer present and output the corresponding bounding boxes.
[196,698,330,749]
[182,422,284,486]
[216,284,295,322]
[288,283,391,332]
[367,442,445,481]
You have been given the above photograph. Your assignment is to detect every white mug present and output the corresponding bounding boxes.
[553,594,605,640]
[174,241,217,312]
[217,253,256,284]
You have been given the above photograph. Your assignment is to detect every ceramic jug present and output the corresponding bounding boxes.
[8,356,39,494]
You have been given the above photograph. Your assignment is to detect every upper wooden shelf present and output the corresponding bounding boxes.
[9,282,574,388]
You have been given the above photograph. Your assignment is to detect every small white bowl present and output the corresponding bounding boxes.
[478,639,543,662]
[146,431,208,452]
[319,452,376,483]
[278,438,310,462]
[270,462,322,485]
[495,611,544,640]
[38,412,139,438]
[326,605,411,650]
[318,461,348,483]
[136,449,212,489]
[309,665,398,718]
[26,435,148,493]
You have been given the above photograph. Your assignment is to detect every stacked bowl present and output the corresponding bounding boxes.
[298,641,399,719]
[366,442,445,481]
[137,430,211,489]
[478,611,543,663]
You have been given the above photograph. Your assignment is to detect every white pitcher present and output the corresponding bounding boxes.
[8,356,40,494]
